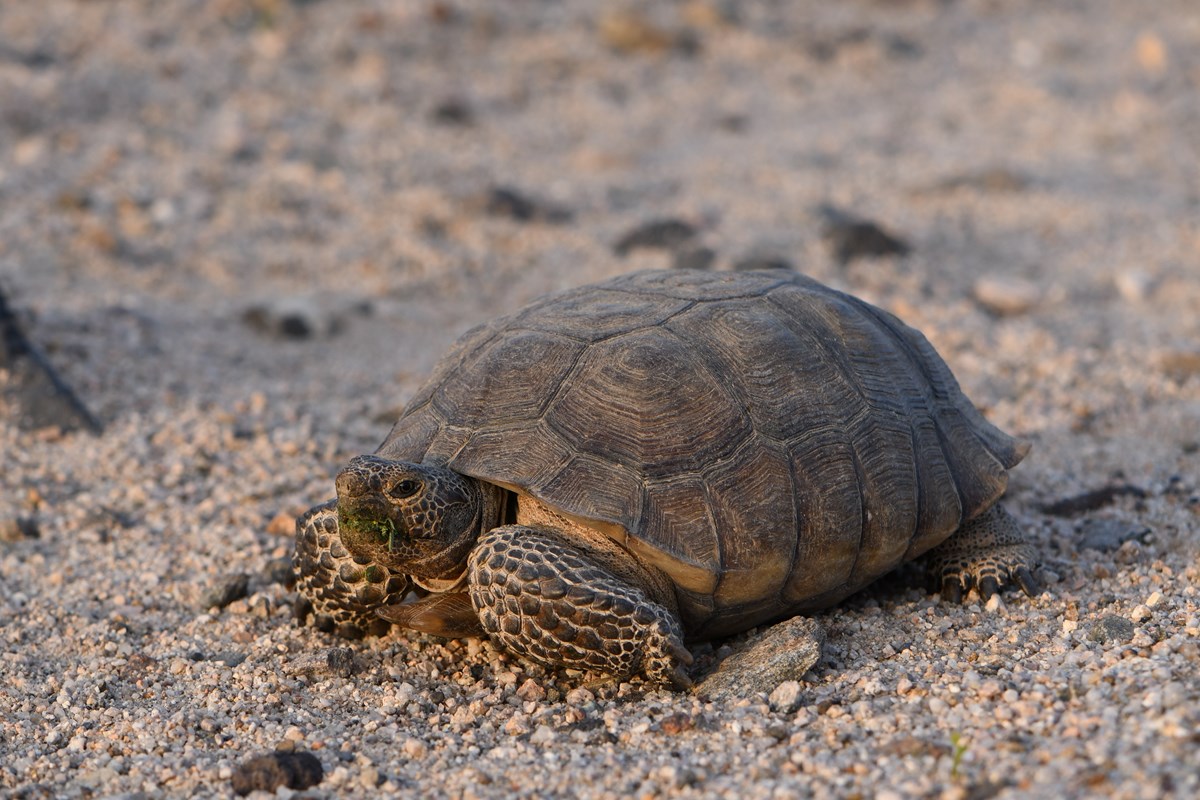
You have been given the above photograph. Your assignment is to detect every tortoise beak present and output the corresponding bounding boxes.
[335,457,382,500]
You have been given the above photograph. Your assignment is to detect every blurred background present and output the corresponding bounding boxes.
[2,0,1198,497]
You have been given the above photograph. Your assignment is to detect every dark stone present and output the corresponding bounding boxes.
[326,647,359,678]
[485,186,538,222]
[483,186,572,224]
[0,286,103,434]
[1086,615,1135,644]
[241,298,342,340]
[264,556,295,587]
[1076,518,1151,552]
[732,254,794,272]
[613,218,698,256]
[278,313,313,339]
[884,35,923,59]
[202,573,250,609]
[231,751,324,796]
[672,245,716,271]
[716,113,749,133]
[217,652,248,667]
[817,204,911,264]
[81,506,137,542]
[12,48,57,70]
[0,516,40,542]
[242,305,312,339]
[1041,485,1147,517]
[431,97,475,126]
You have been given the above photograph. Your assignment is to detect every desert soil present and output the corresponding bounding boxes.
[1,1,1199,798]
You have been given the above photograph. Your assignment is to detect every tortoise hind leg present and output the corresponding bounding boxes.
[467,525,694,688]
[926,504,1041,603]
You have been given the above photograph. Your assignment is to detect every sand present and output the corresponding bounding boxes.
[1,1,1198,797]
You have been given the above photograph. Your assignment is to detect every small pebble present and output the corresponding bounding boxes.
[266,511,296,537]
[230,751,323,796]
[672,245,716,271]
[1114,270,1153,302]
[504,714,532,736]
[613,218,698,256]
[1087,615,1135,644]
[516,678,546,701]
[732,254,794,272]
[0,516,40,542]
[241,297,344,340]
[768,680,804,713]
[1159,350,1200,381]
[597,9,678,55]
[202,573,249,610]
[658,712,697,734]
[430,96,474,126]
[359,766,382,789]
[529,725,557,745]
[482,186,572,224]
[972,276,1041,316]
[817,204,911,264]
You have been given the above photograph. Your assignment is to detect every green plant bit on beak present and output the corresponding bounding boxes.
[342,512,400,552]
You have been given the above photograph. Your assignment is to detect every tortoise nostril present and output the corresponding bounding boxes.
[335,467,371,498]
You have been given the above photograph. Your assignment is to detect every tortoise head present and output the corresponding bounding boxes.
[334,455,482,580]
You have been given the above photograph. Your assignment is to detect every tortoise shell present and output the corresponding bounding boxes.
[377,270,1026,637]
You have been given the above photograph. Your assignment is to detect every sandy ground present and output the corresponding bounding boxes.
[2,1,1199,797]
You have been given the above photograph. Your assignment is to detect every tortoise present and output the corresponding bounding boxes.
[292,269,1038,687]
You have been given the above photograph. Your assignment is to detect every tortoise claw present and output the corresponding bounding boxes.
[670,640,695,667]
[978,575,1000,601]
[665,639,695,689]
[668,663,694,690]
[1014,566,1041,598]
[941,577,963,604]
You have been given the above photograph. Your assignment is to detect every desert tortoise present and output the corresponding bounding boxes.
[293,269,1037,687]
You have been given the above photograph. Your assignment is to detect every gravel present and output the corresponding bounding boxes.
[2,1,1199,798]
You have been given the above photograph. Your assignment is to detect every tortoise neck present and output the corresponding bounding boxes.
[478,481,510,534]
[414,480,508,585]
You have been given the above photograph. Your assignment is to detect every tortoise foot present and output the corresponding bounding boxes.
[292,499,410,638]
[926,505,1041,603]
[468,525,693,688]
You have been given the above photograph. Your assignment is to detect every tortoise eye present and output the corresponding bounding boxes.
[390,479,421,499]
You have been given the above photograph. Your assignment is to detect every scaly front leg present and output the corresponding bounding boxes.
[467,525,693,688]
[292,500,410,638]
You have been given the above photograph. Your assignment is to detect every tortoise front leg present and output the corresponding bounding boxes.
[468,525,693,688]
[292,500,410,639]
